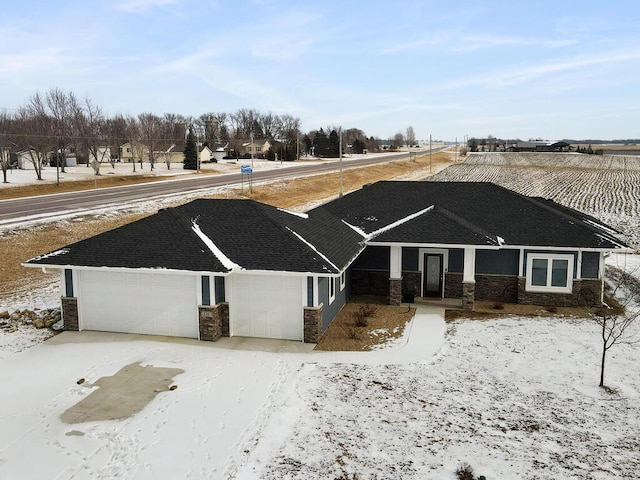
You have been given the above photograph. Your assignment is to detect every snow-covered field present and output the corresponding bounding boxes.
[432,152,640,247]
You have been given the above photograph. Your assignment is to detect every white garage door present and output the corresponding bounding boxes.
[78,270,199,338]
[231,274,304,341]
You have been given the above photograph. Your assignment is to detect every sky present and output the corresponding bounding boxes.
[1,0,639,141]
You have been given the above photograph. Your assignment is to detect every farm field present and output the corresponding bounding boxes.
[431,152,640,247]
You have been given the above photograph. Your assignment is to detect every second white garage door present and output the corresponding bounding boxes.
[231,274,304,341]
[78,270,199,338]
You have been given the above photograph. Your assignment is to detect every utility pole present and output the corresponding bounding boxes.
[429,134,432,173]
[250,132,254,169]
[339,127,343,197]
[455,136,458,163]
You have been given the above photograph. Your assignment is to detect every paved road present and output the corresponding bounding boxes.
[1,150,441,226]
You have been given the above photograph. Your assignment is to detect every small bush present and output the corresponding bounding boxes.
[359,304,378,318]
[455,462,476,480]
[346,327,359,340]
[353,311,368,328]
[492,302,505,310]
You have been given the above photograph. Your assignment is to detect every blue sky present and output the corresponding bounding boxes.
[1,0,639,141]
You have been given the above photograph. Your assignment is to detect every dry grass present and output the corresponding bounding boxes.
[315,296,415,351]
[1,152,453,304]
[445,301,596,322]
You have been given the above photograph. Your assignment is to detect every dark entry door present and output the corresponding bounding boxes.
[423,254,444,297]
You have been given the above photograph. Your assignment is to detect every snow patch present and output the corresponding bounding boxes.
[191,218,240,271]
[277,208,308,219]
[285,227,339,272]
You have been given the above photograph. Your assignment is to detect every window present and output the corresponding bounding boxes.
[340,271,346,291]
[526,254,574,293]
[256,146,262,152]
[329,277,336,304]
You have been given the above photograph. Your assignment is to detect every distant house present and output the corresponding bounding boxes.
[507,141,570,152]
[119,141,150,163]
[25,181,627,343]
[240,139,272,158]
[13,150,38,169]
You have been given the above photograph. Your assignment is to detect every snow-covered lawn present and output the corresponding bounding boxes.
[1,303,639,479]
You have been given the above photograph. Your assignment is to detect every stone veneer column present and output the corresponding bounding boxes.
[219,303,230,337]
[389,278,402,306]
[462,282,475,310]
[61,297,79,331]
[303,305,322,343]
[199,305,222,342]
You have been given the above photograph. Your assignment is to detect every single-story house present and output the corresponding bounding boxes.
[24,181,628,343]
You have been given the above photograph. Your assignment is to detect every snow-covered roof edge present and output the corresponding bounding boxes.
[345,205,435,242]
[191,218,240,272]
[285,227,340,273]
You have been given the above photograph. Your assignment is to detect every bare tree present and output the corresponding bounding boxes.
[406,126,416,147]
[18,93,55,180]
[0,111,16,183]
[77,97,111,174]
[138,112,162,170]
[596,265,640,388]
[393,132,404,149]
[46,88,81,171]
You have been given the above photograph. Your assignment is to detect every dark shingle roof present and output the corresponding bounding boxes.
[315,181,625,249]
[26,199,363,274]
[26,181,626,274]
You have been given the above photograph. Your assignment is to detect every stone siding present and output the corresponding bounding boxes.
[351,269,389,297]
[61,297,79,331]
[219,302,230,337]
[475,274,519,303]
[389,278,402,306]
[462,282,475,310]
[517,278,603,307]
[401,271,421,298]
[445,272,463,299]
[199,305,222,342]
[304,305,322,343]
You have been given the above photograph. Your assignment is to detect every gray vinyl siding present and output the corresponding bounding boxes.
[581,252,600,278]
[402,247,419,271]
[448,249,464,273]
[353,246,390,270]
[476,249,520,275]
[319,276,347,331]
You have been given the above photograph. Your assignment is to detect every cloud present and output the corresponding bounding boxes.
[116,0,181,13]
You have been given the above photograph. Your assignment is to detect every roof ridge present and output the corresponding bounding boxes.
[252,202,340,272]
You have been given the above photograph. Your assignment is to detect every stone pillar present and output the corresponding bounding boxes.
[389,278,402,306]
[462,282,475,310]
[304,305,322,343]
[61,297,79,331]
[219,302,230,337]
[199,305,222,342]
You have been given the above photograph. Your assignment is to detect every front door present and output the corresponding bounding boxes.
[423,253,444,297]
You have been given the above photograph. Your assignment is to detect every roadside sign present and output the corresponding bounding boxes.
[241,165,253,174]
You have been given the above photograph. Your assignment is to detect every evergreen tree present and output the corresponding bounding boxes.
[329,129,340,157]
[183,127,198,170]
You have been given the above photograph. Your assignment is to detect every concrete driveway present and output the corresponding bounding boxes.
[0,307,444,479]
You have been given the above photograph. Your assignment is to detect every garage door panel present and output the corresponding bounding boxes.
[78,270,198,338]
[231,274,303,341]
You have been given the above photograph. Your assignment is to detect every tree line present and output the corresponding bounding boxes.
[0,88,414,183]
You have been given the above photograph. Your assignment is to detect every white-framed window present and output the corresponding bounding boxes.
[525,253,574,293]
[340,271,346,291]
[329,277,336,304]
[256,146,262,152]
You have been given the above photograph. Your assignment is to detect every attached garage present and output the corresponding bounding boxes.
[77,270,199,338]
[230,274,304,341]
